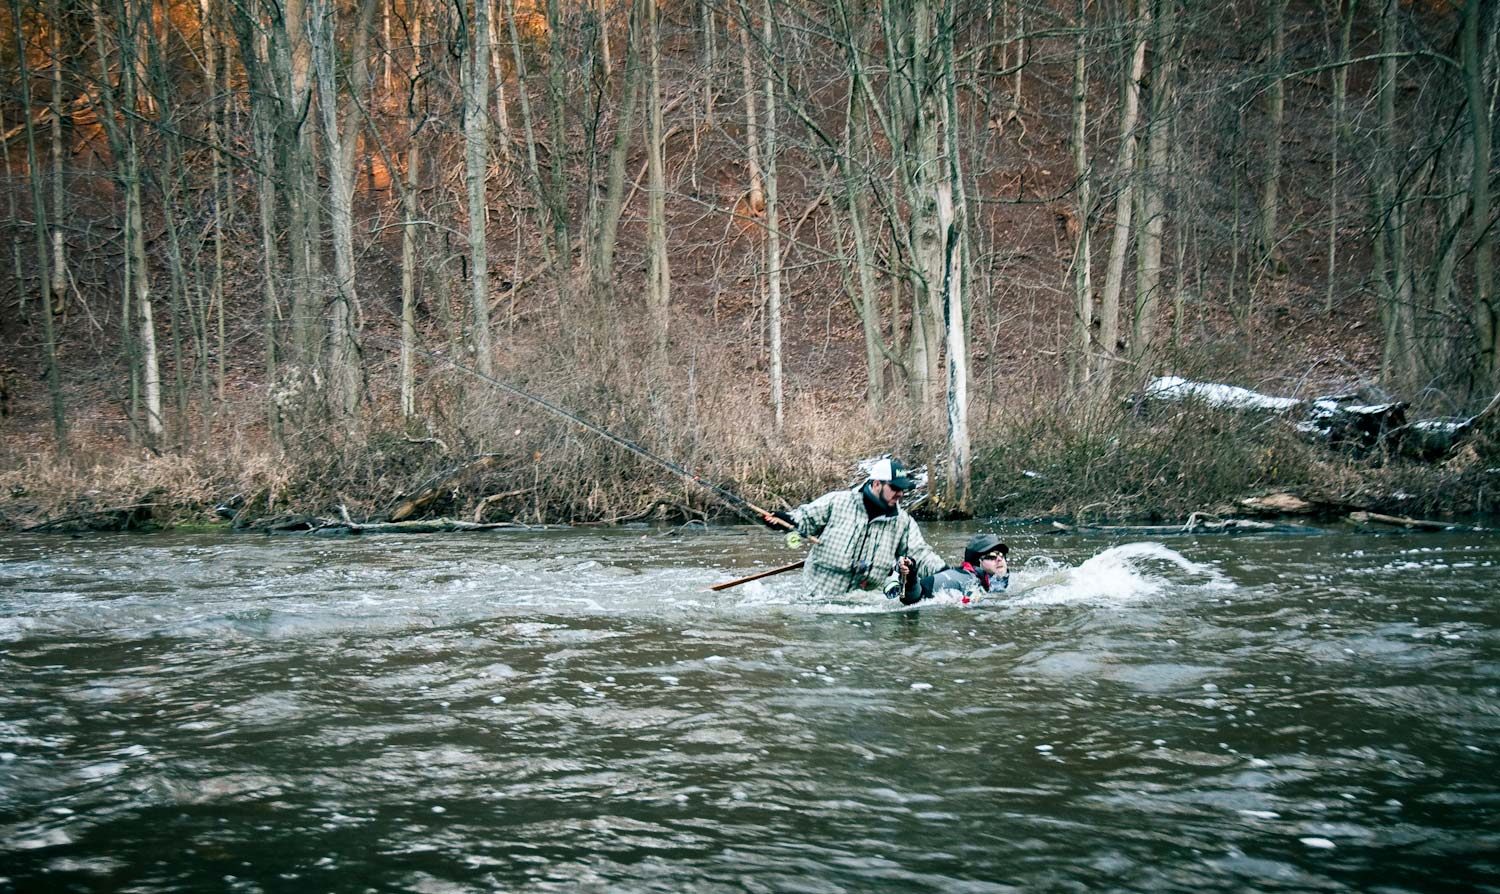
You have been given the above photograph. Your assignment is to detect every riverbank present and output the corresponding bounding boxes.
[4,398,1494,534]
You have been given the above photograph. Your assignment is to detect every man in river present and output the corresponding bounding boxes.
[897,533,1010,606]
[761,457,946,598]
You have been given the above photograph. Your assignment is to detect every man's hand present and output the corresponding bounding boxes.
[762,510,795,530]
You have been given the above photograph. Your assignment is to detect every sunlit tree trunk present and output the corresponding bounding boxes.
[504,0,554,267]
[400,0,424,417]
[645,0,671,372]
[464,0,495,376]
[761,0,783,430]
[49,0,65,314]
[738,10,763,217]
[485,4,514,162]
[939,9,970,512]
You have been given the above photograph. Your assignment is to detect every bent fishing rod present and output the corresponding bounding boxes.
[368,335,793,531]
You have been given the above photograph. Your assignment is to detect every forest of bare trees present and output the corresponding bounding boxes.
[1,0,1496,523]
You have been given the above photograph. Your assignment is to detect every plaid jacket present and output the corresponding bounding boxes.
[790,486,945,597]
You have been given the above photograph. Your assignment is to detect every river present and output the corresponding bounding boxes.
[1,524,1495,893]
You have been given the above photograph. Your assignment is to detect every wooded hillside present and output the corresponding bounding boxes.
[1,0,1497,527]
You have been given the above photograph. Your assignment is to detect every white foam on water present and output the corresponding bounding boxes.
[1011,542,1231,606]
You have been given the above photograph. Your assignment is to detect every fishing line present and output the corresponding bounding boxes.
[366,335,769,524]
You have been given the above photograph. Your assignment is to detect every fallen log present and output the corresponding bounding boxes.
[1346,511,1487,532]
[1052,516,1296,535]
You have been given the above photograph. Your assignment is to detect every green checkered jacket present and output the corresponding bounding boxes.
[790,486,945,597]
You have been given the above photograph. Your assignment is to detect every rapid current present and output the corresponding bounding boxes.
[1,524,1496,892]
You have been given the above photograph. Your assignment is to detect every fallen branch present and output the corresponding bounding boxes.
[1347,511,1487,532]
[1052,516,1293,535]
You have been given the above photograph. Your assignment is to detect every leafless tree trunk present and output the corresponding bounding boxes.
[400,0,424,417]
[761,0,783,430]
[645,0,671,373]
[464,0,495,376]
[1257,0,1287,266]
[1097,0,1148,385]
[1463,0,1497,388]
[1068,0,1095,393]
[939,9,970,512]
[1325,0,1356,313]
[11,0,67,448]
[738,11,764,217]
[1374,0,1415,386]
[312,0,376,418]
[48,0,65,312]
[1132,0,1175,370]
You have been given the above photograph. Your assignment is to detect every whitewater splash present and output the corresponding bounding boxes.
[753,541,1232,614]
[1008,541,1233,606]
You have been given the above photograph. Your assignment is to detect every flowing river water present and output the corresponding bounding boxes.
[0,524,1496,893]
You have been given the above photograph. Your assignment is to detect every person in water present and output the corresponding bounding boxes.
[897,533,1010,606]
[761,457,945,598]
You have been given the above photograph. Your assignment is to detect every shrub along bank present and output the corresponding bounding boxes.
[3,396,1495,533]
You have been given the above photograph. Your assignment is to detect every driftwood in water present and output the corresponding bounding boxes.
[1052,515,1292,535]
[1347,511,1488,532]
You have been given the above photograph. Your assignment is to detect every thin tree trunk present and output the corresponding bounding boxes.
[738,11,763,215]
[1098,0,1148,384]
[11,0,66,448]
[646,0,671,373]
[1132,0,1175,370]
[486,4,514,162]
[504,0,554,266]
[1463,0,1497,388]
[400,0,424,417]
[312,0,374,417]
[1375,0,1414,386]
[940,6,970,512]
[545,0,571,264]
[762,0,783,430]
[1326,0,1356,313]
[1069,0,1093,393]
[464,0,495,376]
[1258,0,1287,266]
[590,0,643,304]
[49,0,65,313]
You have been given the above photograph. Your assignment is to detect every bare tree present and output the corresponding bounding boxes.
[463,0,495,376]
[11,0,66,448]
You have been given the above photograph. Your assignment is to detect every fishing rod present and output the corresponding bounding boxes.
[367,335,780,527]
